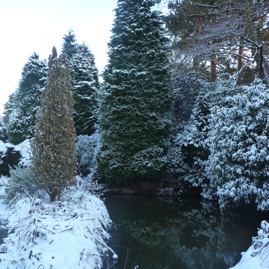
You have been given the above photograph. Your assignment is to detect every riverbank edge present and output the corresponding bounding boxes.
[100,176,201,197]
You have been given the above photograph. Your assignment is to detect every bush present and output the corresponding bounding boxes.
[206,79,269,209]
[0,143,21,176]
[168,74,211,192]
[3,165,37,205]
[76,132,99,179]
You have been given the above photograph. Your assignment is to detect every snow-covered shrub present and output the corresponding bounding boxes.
[167,123,209,192]
[76,132,99,178]
[0,177,117,269]
[168,74,211,192]
[2,165,37,206]
[0,141,21,176]
[0,139,31,177]
[206,79,269,209]
[168,73,248,196]
[171,71,209,132]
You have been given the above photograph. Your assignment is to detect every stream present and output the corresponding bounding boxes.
[103,194,268,269]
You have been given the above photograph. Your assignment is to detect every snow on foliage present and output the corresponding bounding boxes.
[206,79,269,210]
[69,51,99,136]
[168,75,269,210]
[0,177,116,269]
[167,72,211,192]
[76,132,99,177]
[0,139,30,167]
[97,0,172,183]
[3,53,47,145]
[14,139,31,166]
[231,220,269,269]
[0,140,30,177]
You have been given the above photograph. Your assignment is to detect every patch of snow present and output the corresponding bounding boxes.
[0,139,31,166]
[0,176,117,269]
[230,220,269,269]
[14,139,31,166]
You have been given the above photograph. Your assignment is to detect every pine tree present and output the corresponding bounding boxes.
[69,49,99,135]
[61,29,78,59]
[77,42,100,90]
[3,53,47,144]
[97,0,172,184]
[31,47,77,201]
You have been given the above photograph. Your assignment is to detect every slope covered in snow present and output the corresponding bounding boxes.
[0,176,117,269]
[231,221,269,269]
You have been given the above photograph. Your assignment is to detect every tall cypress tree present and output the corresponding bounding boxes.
[31,47,77,201]
[97,0,172,184]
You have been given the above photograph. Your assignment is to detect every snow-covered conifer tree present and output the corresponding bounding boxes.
[97,0,172,183]
[61,29,78,59]
[69,50,99,135]
[31,47,77,201]
[3,53,47,144]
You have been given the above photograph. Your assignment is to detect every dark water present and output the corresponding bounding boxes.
[103,195,268,269]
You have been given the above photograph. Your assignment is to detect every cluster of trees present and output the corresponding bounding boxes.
[3,30,99,145]
[1,0,269,209]
[166,0,269,84]
[1,30,99,201]
[164,0,269,210]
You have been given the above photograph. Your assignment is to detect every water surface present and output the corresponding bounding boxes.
[103,195,267,269]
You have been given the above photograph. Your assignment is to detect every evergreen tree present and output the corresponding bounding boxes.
[77,42,100,89]
[69,50,99,135]
[0,119,8,143]
[31,47,77,201]
[61,29,78,59]
[3,53,47,144]
[97,0,172,184]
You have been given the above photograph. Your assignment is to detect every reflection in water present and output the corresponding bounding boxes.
[103,195,267,269]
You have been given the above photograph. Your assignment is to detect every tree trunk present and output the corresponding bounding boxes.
[238,37,244,71]
[49,190,58,202]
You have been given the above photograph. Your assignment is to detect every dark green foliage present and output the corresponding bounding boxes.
[0,147,21,177]
[31,47,77,201]
[69,50,99,135]
[167,72,212,191]
[78,42,100,85]
[61,29,78,59]
[0,120,8,142]
[3,53,47,144]
[97,0,172,184]
[171,72,208,132]
[78,43,99,86]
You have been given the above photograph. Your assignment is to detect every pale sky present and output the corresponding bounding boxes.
[0,0,118,115]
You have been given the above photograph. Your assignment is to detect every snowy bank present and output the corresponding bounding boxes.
[231,220,269,269]
[0,177,117,269]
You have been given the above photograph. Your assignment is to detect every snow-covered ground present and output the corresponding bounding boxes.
[230,220,269,269]
[0,176,117,269]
